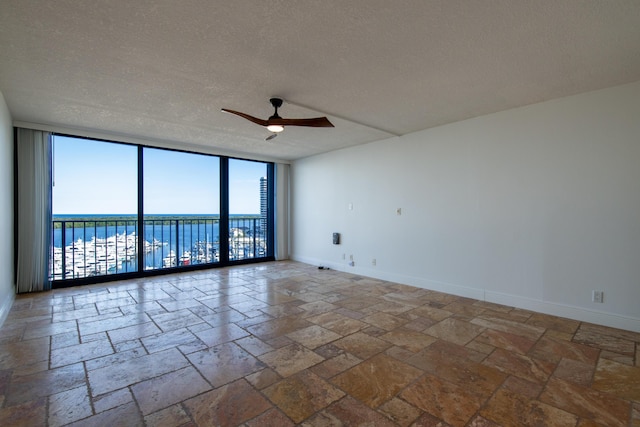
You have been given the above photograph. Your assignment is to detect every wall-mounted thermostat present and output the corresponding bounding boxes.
[332,233,340,244]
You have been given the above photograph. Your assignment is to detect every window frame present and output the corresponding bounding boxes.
[50,134,275,288]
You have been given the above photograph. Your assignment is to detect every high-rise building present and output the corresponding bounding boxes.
[259,176,267,235]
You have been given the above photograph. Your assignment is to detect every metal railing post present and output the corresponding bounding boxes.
[61,221,66,280]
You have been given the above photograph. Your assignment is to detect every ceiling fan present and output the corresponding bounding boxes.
[222,98,334,140]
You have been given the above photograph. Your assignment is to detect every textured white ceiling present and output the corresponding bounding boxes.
[1,1,639,161]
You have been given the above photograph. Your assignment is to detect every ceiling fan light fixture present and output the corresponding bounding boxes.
[266,124,284,133]
[221,97,334,137]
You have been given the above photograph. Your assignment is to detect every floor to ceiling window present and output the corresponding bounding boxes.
[228,159,272,261]
[143,147,220,270]
[50,135,274,287]
[51,136,138,280]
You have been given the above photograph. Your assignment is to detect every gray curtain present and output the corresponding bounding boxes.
[274,163,289,260]
[16,128,52,293]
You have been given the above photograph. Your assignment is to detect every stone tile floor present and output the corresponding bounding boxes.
[0,261,638,426]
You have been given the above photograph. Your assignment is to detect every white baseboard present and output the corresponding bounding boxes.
[485,290,640,333]
[291,255,640,333]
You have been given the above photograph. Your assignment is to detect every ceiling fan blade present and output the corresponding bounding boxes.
[221,109,269,127]
[268,117,334,128]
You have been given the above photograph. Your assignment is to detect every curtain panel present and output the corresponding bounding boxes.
[275,163,289,260]
[16,128,52,293]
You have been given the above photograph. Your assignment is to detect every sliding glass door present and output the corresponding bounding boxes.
[143,147,220,271]
[228,159,272,261]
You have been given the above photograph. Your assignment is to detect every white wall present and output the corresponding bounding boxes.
[0,91,15,327]
[291,81,640,332]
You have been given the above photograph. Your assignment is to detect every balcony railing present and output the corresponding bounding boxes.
[50,216,267,281]
[228,217,268,261]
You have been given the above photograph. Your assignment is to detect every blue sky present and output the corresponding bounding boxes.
[52,136,266,215]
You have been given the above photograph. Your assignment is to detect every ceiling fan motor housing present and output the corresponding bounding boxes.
[270,98,283,109]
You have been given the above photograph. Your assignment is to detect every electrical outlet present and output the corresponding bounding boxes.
[592,290,604,303]
[349,255,353,261]
[342,253,346,260]
[371,258,376,266]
